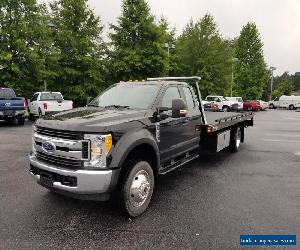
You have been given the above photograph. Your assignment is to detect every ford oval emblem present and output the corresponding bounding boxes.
[42,141,56,153]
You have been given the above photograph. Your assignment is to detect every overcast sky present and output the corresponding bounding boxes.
[85,0,300,76]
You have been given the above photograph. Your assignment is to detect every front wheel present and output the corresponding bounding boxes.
[222,106,229,112]
[38,108,43,118]
[121,161,154,217]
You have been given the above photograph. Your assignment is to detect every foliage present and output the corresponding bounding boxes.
[50,0,107,105]
[175,15,233,98]
[272,75,294,99]
[234,22,269,100]
[0,1,278,105]
[109,0,168,82]
[158,17,179,76]
[0,0,47,97]
[274,72,300,92]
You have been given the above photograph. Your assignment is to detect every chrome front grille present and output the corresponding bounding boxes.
[36,126,83,140]
[33,129,89,170]
[36,151,83,169]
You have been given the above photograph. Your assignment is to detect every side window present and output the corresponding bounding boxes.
[182,87,195,110]
[161,87,181,109]
[31,94,39,101]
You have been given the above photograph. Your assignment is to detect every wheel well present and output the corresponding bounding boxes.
[117,144,159,187]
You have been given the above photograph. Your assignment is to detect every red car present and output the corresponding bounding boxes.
[243,100,261,111]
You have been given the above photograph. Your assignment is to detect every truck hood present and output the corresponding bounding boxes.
[36,107,148,132]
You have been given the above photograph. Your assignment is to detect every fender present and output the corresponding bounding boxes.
[109,128,160,170]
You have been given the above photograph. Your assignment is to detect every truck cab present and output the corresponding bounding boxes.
[29,77,254,217]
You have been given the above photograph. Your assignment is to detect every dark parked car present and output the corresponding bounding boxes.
[0,88,26,125]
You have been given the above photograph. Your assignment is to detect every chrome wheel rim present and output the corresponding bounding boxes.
[129,170,151,208]
[236,127,241,148]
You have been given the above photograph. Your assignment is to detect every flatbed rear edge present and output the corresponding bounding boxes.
[200,112,254,153]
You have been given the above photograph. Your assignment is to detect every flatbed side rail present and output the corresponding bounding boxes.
[203,112,254,134]
[213,112,253,124]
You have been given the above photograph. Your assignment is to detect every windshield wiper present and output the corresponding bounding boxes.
[104,105,130,109]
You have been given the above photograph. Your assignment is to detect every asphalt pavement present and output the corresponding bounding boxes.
[1,109,300,250]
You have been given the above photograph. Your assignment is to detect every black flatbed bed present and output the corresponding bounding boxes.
[204,111,254,130]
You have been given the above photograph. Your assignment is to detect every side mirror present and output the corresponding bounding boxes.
[86,96,94,105]
[172,99,187,118]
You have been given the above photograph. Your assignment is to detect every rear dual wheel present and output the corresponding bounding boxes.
[230,127,242,152]
[289,104,295,110]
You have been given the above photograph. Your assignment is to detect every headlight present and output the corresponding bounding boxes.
[84,134,112,168]
[33,124,37,133]
[32,125,37,155]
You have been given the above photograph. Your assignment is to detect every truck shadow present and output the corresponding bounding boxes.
[34,150,234,231]
[0,120,33,127]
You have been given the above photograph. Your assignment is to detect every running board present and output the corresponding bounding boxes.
[159,154,199,175]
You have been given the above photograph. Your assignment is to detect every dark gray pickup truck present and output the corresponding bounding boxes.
[29,77,254,217]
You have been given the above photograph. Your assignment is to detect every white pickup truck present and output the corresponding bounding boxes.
[28,92,73,119]
[203,95,236,112]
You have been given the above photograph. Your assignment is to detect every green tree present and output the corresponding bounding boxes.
[158,17,179,76]
[0,0,48,97]
[109,0,168,82]
[50,0,106,105]
[272,74,294,98]
[176,15,233,97]
[234,22,268,100]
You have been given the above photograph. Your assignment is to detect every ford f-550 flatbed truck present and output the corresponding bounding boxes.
[29,77,254,217]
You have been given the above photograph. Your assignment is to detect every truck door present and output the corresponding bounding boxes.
[158,86,199,163]
[180,85,202,148]
[29,93,39,114]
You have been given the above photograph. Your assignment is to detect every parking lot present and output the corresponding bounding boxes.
[1,109,300,249]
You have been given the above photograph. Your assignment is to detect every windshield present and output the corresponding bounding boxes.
[206,96,219,101]
[40,93,63,101]
[89,84,160,109]
[0,88,16,99]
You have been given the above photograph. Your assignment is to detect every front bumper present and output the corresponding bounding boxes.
[29,154,119,200]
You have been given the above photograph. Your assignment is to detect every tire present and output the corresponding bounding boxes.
[38,108,43,118]
[247,106,253,111]
[230,127,242,152]
[289,104,295,110]
[222,106,229,112]
[121,161,154,217]
[28,113,35,121]
[269,104,274,109]
[17,116,25,125]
